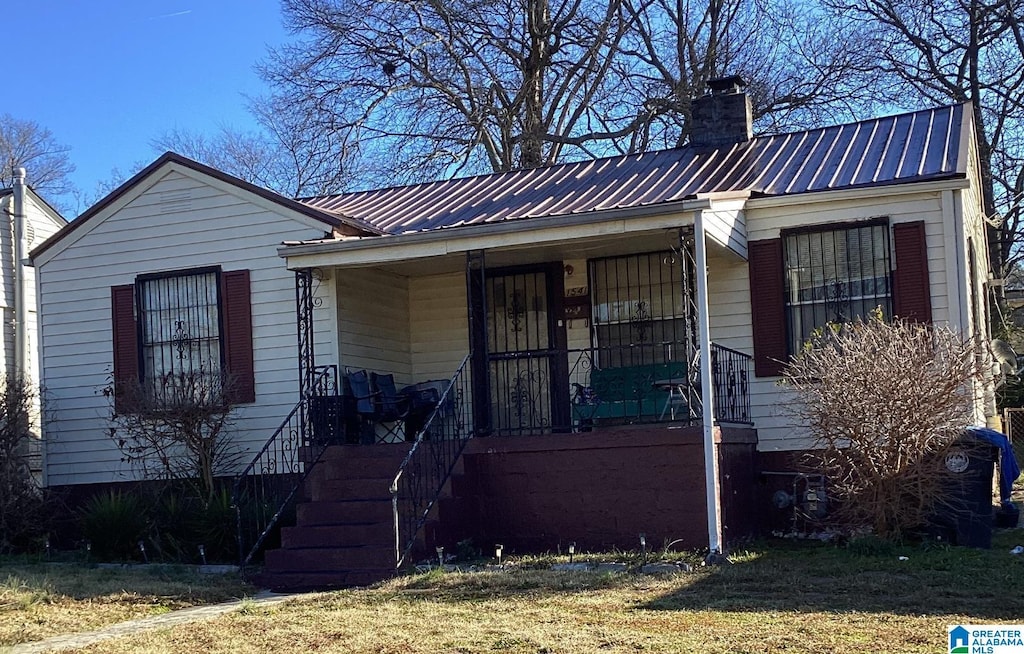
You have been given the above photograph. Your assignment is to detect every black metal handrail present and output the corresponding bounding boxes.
[390,354,473,568]
[231,365,338,566]
[490,341,751,435]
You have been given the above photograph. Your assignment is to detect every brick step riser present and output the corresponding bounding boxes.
[313,456,407,481]
[309,478,393,502]
[264,546,393,571]
[296,500,392,525]
[320,444,413,463]
[281,524,393,549]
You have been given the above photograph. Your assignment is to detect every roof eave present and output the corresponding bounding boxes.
[30,152,382,263]
[745,175,970,210]
[279,196,716,262]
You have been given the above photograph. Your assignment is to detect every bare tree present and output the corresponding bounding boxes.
[823,0,1024,277]
[0,375,46,553]
[153,103,350,198]
[256,0,877,187]
[782,315,984,540]
[616,0,881,151]
[260,0,633,186]
[0,114,75,199]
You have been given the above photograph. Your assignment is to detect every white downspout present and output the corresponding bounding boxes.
[12,167,27,379]
[694,209,723,556]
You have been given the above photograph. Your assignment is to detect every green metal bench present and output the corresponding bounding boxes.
[573,361,689,423]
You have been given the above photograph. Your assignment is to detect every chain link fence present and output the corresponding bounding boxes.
[1001,408,1024,503]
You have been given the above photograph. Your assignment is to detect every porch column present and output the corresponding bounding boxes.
[694,210,724,555]
[466,250,491,436]
[295,268,316,398]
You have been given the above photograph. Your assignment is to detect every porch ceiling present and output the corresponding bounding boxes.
[279,195,747,274]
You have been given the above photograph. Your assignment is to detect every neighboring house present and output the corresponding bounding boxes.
[1,170,67,472]
[31,77,994,589]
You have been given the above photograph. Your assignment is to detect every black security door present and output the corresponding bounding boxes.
[485,265,568,434]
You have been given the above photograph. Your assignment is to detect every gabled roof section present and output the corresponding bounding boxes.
[300,103,969,235]
[29,151,382,262]
[0,187,68,228]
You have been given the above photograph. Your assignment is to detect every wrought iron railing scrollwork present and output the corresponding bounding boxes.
[231,364,338,566]
[707,343,751,424]
[390,354,473,568]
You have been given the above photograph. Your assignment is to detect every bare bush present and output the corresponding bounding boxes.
[107,372,242,507]
[781,314,985,540]
[0,375,46,553]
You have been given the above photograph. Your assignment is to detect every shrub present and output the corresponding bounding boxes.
[106,371,242,508]
[782,314,984,541]
[145,485,238,564]
[79,490,149,561]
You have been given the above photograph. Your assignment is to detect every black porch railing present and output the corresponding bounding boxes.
[490,342,751,436]
[391,354,473,568]
[704,343,752,424]
[231,365,338,566]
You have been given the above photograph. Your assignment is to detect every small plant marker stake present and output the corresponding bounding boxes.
[639,533,647,565]
[138,540,148,564]
[495,544,503,566]
[436,546,444,569]
[569,541,576,564]
[199,544,207,565]
[85,540,91,562]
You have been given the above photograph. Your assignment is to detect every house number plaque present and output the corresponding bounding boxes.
[563,285,591,320]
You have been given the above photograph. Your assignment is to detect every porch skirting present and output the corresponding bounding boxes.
[431,425,758,554]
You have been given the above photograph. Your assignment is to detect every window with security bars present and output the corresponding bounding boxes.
[138,269,223,402]
[590,252,689,367]
[783,222,892,353]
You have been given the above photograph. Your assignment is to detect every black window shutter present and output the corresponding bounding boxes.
[111,284,139,413]
[892,221,932,323]
[748,238,788,377]
[222,270,256,403]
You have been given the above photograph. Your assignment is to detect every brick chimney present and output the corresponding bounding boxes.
[689,75,752,148]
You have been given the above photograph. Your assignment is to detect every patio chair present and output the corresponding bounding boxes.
[400,380,445,438]
[345,369,379,444]
[372,373,443,442]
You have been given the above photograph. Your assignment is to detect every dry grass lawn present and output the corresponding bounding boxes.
[67,530,1024,654]
[0,563,253,647]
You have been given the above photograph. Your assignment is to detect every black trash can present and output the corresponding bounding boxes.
[930,434,998,548]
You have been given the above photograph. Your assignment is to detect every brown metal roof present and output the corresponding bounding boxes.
[301,103,969,235]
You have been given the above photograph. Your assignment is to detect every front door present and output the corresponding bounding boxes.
[485,267,567,434]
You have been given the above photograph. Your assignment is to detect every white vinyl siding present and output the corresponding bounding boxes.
[36,168,333,486]
[409,272,469,381]
[336,268,412,384]
[25,196,64,391]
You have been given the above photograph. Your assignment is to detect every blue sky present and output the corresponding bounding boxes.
[8,2,288,209]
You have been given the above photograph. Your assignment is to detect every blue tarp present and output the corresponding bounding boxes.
[965,426,1021,503]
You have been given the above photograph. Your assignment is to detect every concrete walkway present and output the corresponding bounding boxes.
[8,591,300,654]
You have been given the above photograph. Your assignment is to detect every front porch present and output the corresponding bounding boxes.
[236,207,759,589]
[297,220,754,441]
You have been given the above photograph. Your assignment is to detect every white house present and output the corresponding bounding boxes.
[1,169,67,472]
[30,77,994,587]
